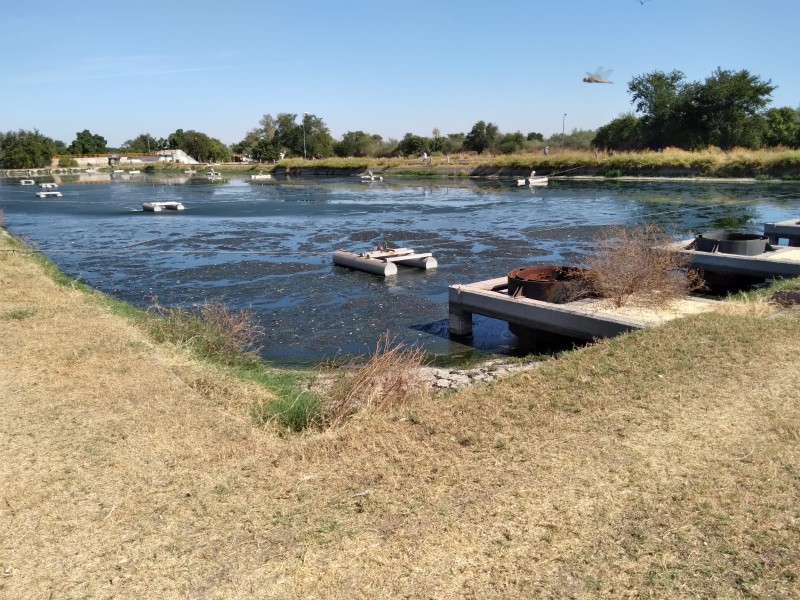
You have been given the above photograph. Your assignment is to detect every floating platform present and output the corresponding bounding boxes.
[764,219,800,247]
[360,170,384,182]
[39,183,58,189]
[35,190,62,198]
[20,179,35,185]
[668,239,800,279]
[250,172,272,180]
[449,277,719,339]
[333,247,437,276]
[142,201,185,212]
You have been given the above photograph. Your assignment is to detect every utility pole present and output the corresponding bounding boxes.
[561,113,567,152]
[302,112,307,159]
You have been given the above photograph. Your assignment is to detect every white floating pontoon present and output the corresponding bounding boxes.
[142,201,185,212]
[333,247,437,276]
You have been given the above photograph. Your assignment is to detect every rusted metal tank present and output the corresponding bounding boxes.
[694,232,770,256]
[506,266,590,303]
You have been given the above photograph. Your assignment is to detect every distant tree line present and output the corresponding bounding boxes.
[594,67,800,151]
[3,66,799,169]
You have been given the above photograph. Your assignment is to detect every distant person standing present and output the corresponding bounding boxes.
[544,146,549,156]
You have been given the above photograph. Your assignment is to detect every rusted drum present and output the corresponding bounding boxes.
[694,232,769,256]
[507,266,589,303]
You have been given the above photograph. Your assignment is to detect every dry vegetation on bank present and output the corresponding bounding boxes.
[1,230,799,598]
[66,147,800,180]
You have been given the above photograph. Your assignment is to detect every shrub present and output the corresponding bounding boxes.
[320,333,426,428]
[146,298,265,367]
[580,224,702,308]
[58,156,78,168]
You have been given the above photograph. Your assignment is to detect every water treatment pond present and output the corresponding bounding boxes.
[1,174,798,365]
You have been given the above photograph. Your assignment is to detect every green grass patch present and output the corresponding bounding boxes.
[251,390,323,432]
[2,307,37,320]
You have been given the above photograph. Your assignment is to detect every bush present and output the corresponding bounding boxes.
[581,224,702,307]
[146,298,265,367]
[58,156,78,168]
[320,333,426,428]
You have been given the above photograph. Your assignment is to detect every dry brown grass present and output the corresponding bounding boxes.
[2,229,799,599]
[581,224,703,307]
[320,333,426,428]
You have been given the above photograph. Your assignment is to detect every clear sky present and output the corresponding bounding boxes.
[2,0,798,148]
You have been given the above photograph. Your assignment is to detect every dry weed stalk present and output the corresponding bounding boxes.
[197,300,265,354]
[582,224,702,307]
[147,297,265,359]
[322,333,426,428]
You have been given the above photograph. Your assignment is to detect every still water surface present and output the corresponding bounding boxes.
[1,174,798,365]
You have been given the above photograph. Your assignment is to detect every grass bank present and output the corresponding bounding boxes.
[1,229,799,598]
[147,147,800,180]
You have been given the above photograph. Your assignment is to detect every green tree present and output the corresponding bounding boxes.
[763,106,799,148]
[302,113,335,158]
[68,129,107,154]
[174,130,231,162]
[497,131,526,154]
[463,121,499,154]
[592,113,643,151]
[627,70,687,149]
[252,136,280,162]
[526,131,544,142]
[334,130,380,157]
[273,113,303,157]
[167,129,186,150]
[439,133,465,155]
[396,133,430,157]
[690,68,774,149]
[121,133,158,153]
[0,129,57,168]
[231,128,263,157]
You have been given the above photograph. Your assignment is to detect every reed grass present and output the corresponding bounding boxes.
[319,333,426,428]
[146,298,265,368]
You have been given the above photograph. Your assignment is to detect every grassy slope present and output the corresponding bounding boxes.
[1,231,799,598]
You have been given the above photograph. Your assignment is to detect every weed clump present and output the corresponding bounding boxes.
[251,333,425,432]
[147,298,265,367]
[581,224,702,307]
[320,333,426,428]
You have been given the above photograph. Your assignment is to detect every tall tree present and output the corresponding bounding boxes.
[690,68,774,149]
[0,129,57,168]
[396,133,430,157]
[68,129,107,154]
[166,129,230,162]
[464,121,499,154]
[592,113,643,151]
[334,131,381,157]
[627,70,687,149]
[763,107,800,147]
[273,113,303,157]
[302,113,334,158]
[121,133,158,153]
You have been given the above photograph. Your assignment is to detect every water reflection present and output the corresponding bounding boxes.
[1,175,798,365]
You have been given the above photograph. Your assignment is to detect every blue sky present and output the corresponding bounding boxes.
[2,0,798,147]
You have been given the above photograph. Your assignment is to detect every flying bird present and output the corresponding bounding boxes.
[583,67,613,84]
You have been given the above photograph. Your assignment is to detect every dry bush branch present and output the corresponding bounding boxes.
[146,297,265,364]
[581,224,702,307]
[322,333,426,428]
